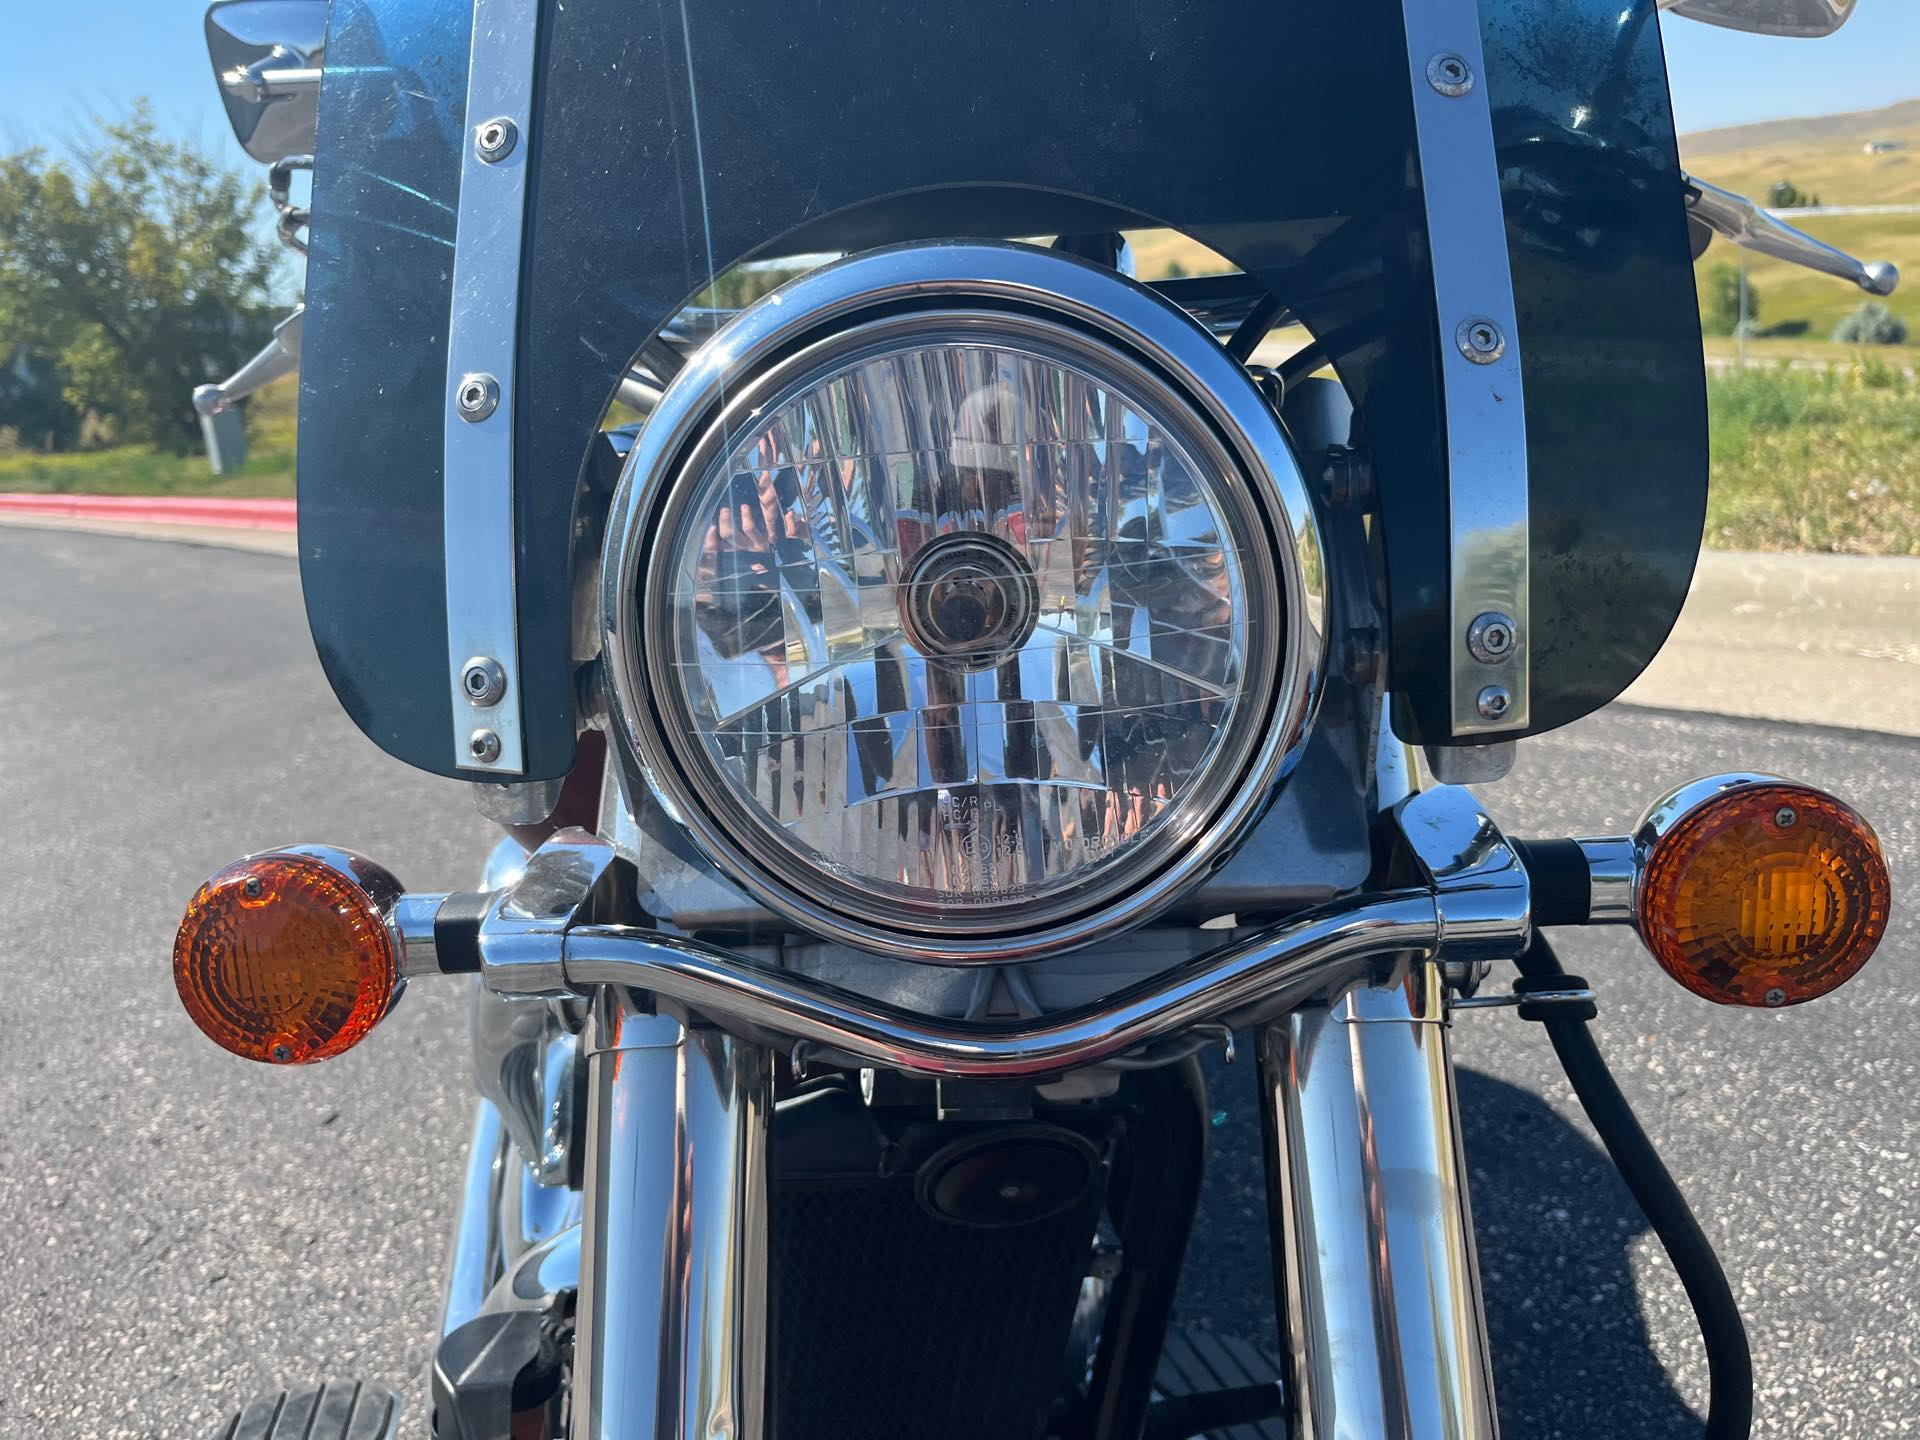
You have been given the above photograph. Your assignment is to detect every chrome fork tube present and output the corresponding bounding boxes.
[1260,962,1498,1440]
[441,1098,509,1336]
[574,989,770,1440]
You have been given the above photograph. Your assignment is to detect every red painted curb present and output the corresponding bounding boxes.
[0,493,297,531]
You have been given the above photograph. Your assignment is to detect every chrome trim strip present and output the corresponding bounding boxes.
[441,0,539,775]
[1262,962,1499,1439]
[599,241,1328,963]
[1400,4,1532,737]
[574,998,769,1440]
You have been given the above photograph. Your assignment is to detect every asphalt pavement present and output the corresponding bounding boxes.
[2,527,1916,1438]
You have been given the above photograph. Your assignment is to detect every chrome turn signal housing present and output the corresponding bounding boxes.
[173,846,409,1062]
[1633,775,1891,1007]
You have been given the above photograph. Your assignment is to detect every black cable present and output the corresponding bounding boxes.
[1515,934,1754,1439]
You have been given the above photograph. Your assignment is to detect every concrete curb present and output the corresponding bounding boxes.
[1620,550,1920,739]
[0,492,296,531]
[0,512,297,557]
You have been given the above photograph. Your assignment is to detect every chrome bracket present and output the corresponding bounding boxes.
[441,0,541,775]
[1401,1,1532,737]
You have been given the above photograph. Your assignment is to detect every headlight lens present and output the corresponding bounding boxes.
[643,322,1281,938]
[605,243,1324,960]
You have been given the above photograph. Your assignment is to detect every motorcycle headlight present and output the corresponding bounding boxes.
[603,244,1324,961]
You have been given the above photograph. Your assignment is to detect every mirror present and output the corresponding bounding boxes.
[204,0,328,164]
[1658,0,1856,37]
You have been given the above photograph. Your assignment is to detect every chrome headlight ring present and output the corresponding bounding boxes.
[601,241,1326,962]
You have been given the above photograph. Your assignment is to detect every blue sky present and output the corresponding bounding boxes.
[1,3,1917,176]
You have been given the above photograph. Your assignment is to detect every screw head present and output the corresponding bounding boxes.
[270,1043,293,1062]
[1427,52,1475,97]
[455,372,500,422]
[461,656,507,707]
[1764,987,1788,1008]
[242,875,264,898]
[474,116,518,163]
[1457,318,1506,365]
[1466,611,1518,664]
[468,729,503,765]
[1774,806,1798,829]
[1475,685,1513,721]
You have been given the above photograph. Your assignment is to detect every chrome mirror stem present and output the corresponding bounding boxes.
[1685,177,1899,296]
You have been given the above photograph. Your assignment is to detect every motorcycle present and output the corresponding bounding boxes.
[183,0,1896,1436]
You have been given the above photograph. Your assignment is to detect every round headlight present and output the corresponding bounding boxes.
[604,243,1324,961]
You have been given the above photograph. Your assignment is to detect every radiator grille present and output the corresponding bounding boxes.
[768,1179,1100,1440]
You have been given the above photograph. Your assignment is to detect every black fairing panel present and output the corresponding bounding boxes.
[299,0,1705,778]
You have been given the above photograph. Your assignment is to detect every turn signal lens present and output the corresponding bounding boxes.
[1637,781,1890,1007]
[173,852,400,1063]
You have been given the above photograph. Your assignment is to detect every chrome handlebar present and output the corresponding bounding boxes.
[396,784,1554,1079]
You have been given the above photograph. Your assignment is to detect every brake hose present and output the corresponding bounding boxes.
[1513,933,1754,1439]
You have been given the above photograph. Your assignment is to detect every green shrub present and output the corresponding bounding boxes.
[1833,301,1909,346]
[1702,262,1758,337]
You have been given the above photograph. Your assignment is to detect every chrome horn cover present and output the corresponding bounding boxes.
[600,241,1326,962]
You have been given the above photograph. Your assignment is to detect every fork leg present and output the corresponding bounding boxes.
[1260,962,1499,1440]
[573,989,770,1440]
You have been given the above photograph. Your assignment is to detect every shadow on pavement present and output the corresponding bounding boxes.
[1176,1055,1703,1438]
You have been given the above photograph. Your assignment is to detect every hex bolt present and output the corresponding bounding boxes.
[1466,611,1518,664]
[1764,987,1788,1008]
[1774,806,1798,829]
[461,656,508,707]
[1427,52,1474,97]
[474,116,518,163]
[469,729,503,765]
[455,372,500,423]
[1476,685,1513,721]
[1457,318,1506,365]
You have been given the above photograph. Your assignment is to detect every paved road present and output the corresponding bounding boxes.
[2,528,1915,1437]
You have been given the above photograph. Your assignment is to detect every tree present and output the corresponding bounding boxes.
[1702,262,1758,337]
[1768,179,1819,210]
[1833,301,1909,346]
[0,347,80,451]
[0,103,281,451]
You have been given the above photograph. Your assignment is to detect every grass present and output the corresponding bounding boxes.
[1705,364,1920,555]
[0,381,296,498]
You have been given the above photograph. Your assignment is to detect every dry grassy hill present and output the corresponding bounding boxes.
[1126,96,1920,352]
[1681,98,1920,347]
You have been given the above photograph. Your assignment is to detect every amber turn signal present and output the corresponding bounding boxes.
[1635,778,1890,1008]
[173,849,403,1063]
